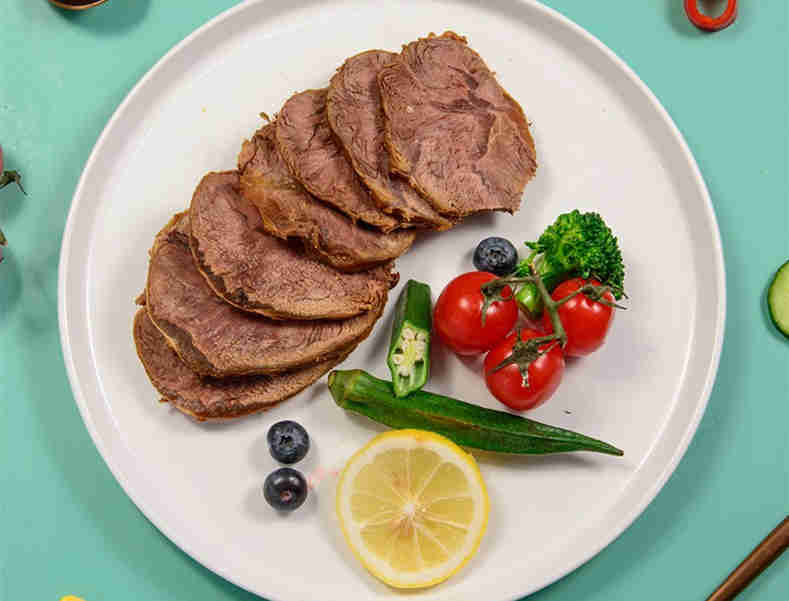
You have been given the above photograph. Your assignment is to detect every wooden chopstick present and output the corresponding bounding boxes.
[705,515,789,601]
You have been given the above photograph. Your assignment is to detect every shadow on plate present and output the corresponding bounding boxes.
[472,446,609,472]
[529,339,738,600]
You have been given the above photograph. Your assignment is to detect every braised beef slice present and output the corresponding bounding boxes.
[327,50,453,230]
[133,309,345,421]
[188,171,398,320]
[238,123,415,273]
[276,89,401,232]
[144,211,383,377]
[378,32,537,218]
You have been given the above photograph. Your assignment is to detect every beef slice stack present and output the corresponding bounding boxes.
[134,179,398,422]
[134,31,536,422]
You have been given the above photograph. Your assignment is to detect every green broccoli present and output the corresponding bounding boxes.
[514,210,625,319]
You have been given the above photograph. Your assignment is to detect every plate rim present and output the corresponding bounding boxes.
[57,1,727,599]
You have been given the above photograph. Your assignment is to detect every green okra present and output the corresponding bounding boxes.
[328,370,623,456]
[387,280,432,397]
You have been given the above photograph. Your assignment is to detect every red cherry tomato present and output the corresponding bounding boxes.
[542,278,615,357]
[484,328,565,411]
[433,271,518,355]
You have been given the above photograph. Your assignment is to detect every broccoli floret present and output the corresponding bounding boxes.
[515,210,625,318]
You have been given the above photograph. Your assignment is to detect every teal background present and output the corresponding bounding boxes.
[1,1,787,600]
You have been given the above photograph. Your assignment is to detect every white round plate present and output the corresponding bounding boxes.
[58,1,725,600]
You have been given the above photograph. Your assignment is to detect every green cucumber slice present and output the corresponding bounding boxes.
[768,260,789,338]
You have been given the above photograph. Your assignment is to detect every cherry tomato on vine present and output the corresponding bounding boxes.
[541,278,615,357]
[484,328,565,411]
[433,271,518,355]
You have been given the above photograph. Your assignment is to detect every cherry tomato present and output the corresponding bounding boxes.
[484,328,565,411]
[542,278,615,357]
[433,271,518,355]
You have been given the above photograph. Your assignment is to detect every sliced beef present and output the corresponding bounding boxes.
[238,123,415,273]
[378,32,537,218]
[327,50,453,230]
[188,171,398,320]
[145,212,384,377]
[276,89,401,232]
[133,310,345,421]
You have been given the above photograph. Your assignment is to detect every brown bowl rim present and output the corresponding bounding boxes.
[49,0,110,10]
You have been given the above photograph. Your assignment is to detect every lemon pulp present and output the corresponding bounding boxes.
[336,429,489,588]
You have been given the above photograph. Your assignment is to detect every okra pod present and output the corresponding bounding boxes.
[328,370,623,456]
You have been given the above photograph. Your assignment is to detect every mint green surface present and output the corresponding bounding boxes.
[1,1,787,600]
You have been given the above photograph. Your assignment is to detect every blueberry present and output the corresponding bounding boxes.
[267,420,310,464]
[473,237,518,276]
[263,467,308,511]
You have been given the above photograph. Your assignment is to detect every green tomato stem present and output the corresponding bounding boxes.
[482,271,626,387]
[529,263,567,348]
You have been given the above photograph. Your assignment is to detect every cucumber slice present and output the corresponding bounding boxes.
[768,260,789,338]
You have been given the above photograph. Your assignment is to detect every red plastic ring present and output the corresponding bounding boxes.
[684,0,738,31]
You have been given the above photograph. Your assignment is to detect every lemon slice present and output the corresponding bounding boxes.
[336,429,489,588]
